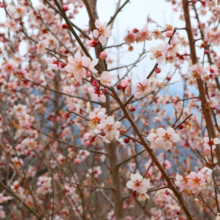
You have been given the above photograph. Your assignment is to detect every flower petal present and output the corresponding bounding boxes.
[113,121,121,129]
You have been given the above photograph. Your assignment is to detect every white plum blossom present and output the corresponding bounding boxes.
[155,189,173,202]
[126,173,150,194]
[147,127,180,151]
[150,44,164,64]
[175,175,188,192]
[8,4,26,19]
[203,137,220,150]
[88,86,106,102]
[78,150,90,160]
[97,116,121,142]
[162,36,180,63]
[36,176,52,195]
[84,132,110,146]
[0,194,12,204]
[146,129,160,150]
[65,51,98,82]
[87,166,102,179]
[45,57,66,71]
[37,40,48,54]
[134,78,160,98]
[155,127,180,150]
[134,79,150,98]
[93,20,112,45]
[99,71,116,86]
[5,19,18,32]
[89,107,107,128]
[200,167,212,184]
[189,63,206,79]
[152,29,166,40]
[138,193,150,201]
[81,56,98,73]
[107,210,115,220]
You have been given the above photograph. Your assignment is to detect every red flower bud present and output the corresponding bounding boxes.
[124,138,130,143]
[155,67,161,73]
[145,173,150,178]
[178,124,184,129]
[62,24,68,29]
[166,31,173,38]
[130,107,136,112]
[100,51,108,60]
[89,39,98,47]
[92,80,99,87]
[116,84,121,90]
[132,28,139,33]
[132,191,137,197]
[64,112,70,119]
[62,5,69,11]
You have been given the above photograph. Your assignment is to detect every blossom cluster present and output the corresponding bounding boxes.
[65,50,98,83]
[175,167,212,194]
[124,25,152,47]
[134,78,163,99]
[126,173,150,201]
[189,63,220,81]
[1,0,220,219]
[150,35,180,64]
[84,107,121,144]
[147,127,180,150]
[93,20,112,46]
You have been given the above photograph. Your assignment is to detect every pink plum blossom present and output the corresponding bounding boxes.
[93,20,112,46]
[188,172,206,194]
[136,25,152,41]
[124,32,136,45]
[89,107,107,128]
[3,63,15,74]
[97,116,121,142]
[175,175,189,192]
[99,71,116,86]
[88,86,106,102]
[78,150,90,160]
[8,4,26,19]
[189,63,206,79]
[66,51,98,82]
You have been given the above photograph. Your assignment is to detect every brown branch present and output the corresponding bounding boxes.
[182,0,220,165]
[32,126,108,156]
[23,77,101,105]
[110,87,193,220]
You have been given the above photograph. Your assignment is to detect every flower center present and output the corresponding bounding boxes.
[193,177,201,184]
[134,181,141,187]
[106,124,113,131]
[163,133,171,141]
[154,50,162,58]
